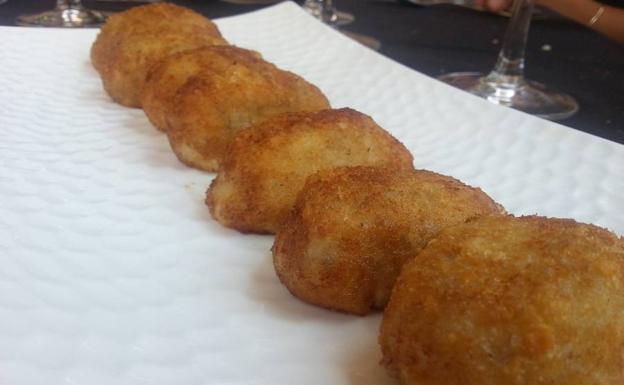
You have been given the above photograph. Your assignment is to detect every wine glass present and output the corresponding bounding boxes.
[302,0,354,26]
[303,0,381,50]
[16,0,107,27]
[438,0,578,120]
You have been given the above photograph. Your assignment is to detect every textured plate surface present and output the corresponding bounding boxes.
[0,3,623,385]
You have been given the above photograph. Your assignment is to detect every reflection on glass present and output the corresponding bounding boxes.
[438,0,578,120]
[16,0,107,27]
[303,0,380,50]
[302,0,354,26]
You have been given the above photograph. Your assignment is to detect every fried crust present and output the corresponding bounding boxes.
[380,215,624,385]
[165,47,330,171]
[91,3,226,107]
[142,46,262,132]
[91,3,223,72]
[206,108,415,234]
[272,166,505,315]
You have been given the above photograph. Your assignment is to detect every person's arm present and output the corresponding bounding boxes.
[480,0,624,44]
[542,0,624,44]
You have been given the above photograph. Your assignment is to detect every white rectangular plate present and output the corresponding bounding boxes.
[0,2,623,385]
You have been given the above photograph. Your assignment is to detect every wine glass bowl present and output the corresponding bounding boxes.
[16,0,107,28]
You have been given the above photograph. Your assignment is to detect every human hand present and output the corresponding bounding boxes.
[474,0,624,44]
[476,0,555,12]
[477,0,513,12]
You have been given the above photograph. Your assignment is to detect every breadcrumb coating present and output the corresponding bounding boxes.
[164,46,330,171]
[91,3,226,107]
[207,108,414,234]
[380,215,624,385]
[142,46,262,132]
[273,166,504,315]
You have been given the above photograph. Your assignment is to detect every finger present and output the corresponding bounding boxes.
[487,0,509,12]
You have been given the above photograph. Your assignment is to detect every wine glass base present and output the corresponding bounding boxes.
[16,8,107,28]
[302,3,377,49]
[303,3,354,27]
[327,10,355,27]
[438,72,578,121]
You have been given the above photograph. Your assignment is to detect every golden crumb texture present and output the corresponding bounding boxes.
[90,3,227,107]
[142,46,262,132]
[206,108,414,234]
[272,166,504,315]
[380,215,624,385]
[158,46,329,171]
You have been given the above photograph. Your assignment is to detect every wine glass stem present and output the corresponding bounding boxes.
[304,0,335,23]
[490,0,533,79]
[56,0,84,10]
[321,0,335,22]
[304,0,334,8]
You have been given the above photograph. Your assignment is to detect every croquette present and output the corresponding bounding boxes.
[272,166,504,315]
[380,215,624,385]
[142,46,261,132]
[91,3,227,107]
[165,47,330,171]
[206,109,415,234]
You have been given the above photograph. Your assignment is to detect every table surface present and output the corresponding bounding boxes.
[1,0,623,144]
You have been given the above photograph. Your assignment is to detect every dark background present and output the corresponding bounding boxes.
[1,0,623,144]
